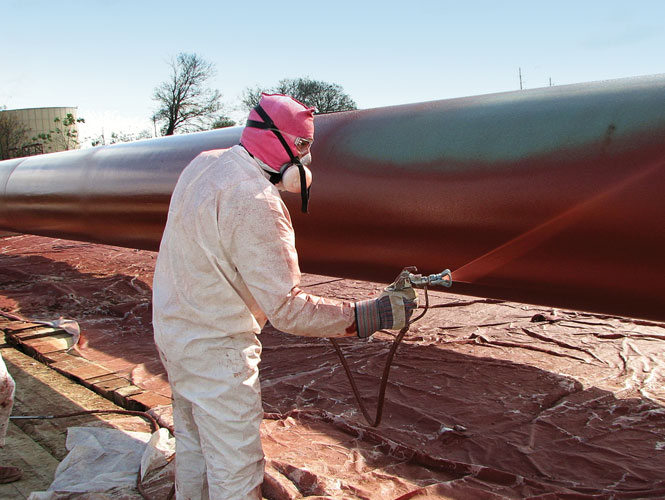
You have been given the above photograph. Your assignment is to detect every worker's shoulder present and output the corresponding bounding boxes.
[195,145,255,171]
[179,149,229,178]
[198,147,233,159]
[182,146,242,179]
[200,149,272,194]
[191,147,233,165]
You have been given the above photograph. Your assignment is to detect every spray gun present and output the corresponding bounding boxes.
[388,266,453,293]
[387,266,453,329]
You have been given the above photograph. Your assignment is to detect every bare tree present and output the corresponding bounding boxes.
[152,53,223,136]
[240,85,267,112]
[0,108,30,160]
[241,77,357,114]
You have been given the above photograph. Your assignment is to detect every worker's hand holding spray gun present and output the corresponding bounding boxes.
[354,266,452,339]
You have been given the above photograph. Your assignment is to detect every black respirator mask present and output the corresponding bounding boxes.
[246,104,312,213]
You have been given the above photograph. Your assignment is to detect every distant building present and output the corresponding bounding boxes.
[0,106,80,158]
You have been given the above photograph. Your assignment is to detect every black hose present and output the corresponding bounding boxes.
[330,286,430,427]
[11,409,160,433]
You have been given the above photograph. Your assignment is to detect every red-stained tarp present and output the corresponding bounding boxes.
[2,234,665,498]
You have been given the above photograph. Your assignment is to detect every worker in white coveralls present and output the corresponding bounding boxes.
[152,93,416,500]
[0,353,22,483]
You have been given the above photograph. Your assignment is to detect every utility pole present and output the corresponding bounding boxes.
[519,67,523,90]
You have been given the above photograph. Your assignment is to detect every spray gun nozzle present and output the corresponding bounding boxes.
[388,267,453,291]
[406,269,453,288]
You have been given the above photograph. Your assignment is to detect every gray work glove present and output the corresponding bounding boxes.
[354,282,418,339]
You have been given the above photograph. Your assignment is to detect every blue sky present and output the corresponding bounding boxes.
[2,0,664,143]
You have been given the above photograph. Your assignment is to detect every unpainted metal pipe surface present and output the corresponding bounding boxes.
[1,75,665,322]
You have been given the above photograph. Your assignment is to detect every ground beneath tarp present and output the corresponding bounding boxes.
[2,234,665,499]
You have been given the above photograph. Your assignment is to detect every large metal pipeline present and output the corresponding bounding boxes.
[1,75,665,322]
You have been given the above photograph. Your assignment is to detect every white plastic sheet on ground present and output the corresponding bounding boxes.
[28,427,175,500]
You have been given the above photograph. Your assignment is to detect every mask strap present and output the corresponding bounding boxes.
[240,142,283,185]
[247,105,299,164]
[246,104,310,213]
[297,163,309,213]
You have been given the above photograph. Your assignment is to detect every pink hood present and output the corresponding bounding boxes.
[241,93,315,171]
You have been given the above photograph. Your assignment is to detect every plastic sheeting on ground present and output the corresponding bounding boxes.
[3,235,665,499]
[28,427,174,500]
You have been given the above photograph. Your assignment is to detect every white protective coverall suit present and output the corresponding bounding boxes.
[0,353,15,448]
[153,142,355,499]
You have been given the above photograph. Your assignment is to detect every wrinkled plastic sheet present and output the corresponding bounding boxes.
[3,235,665,498]
[28,427,174,500]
